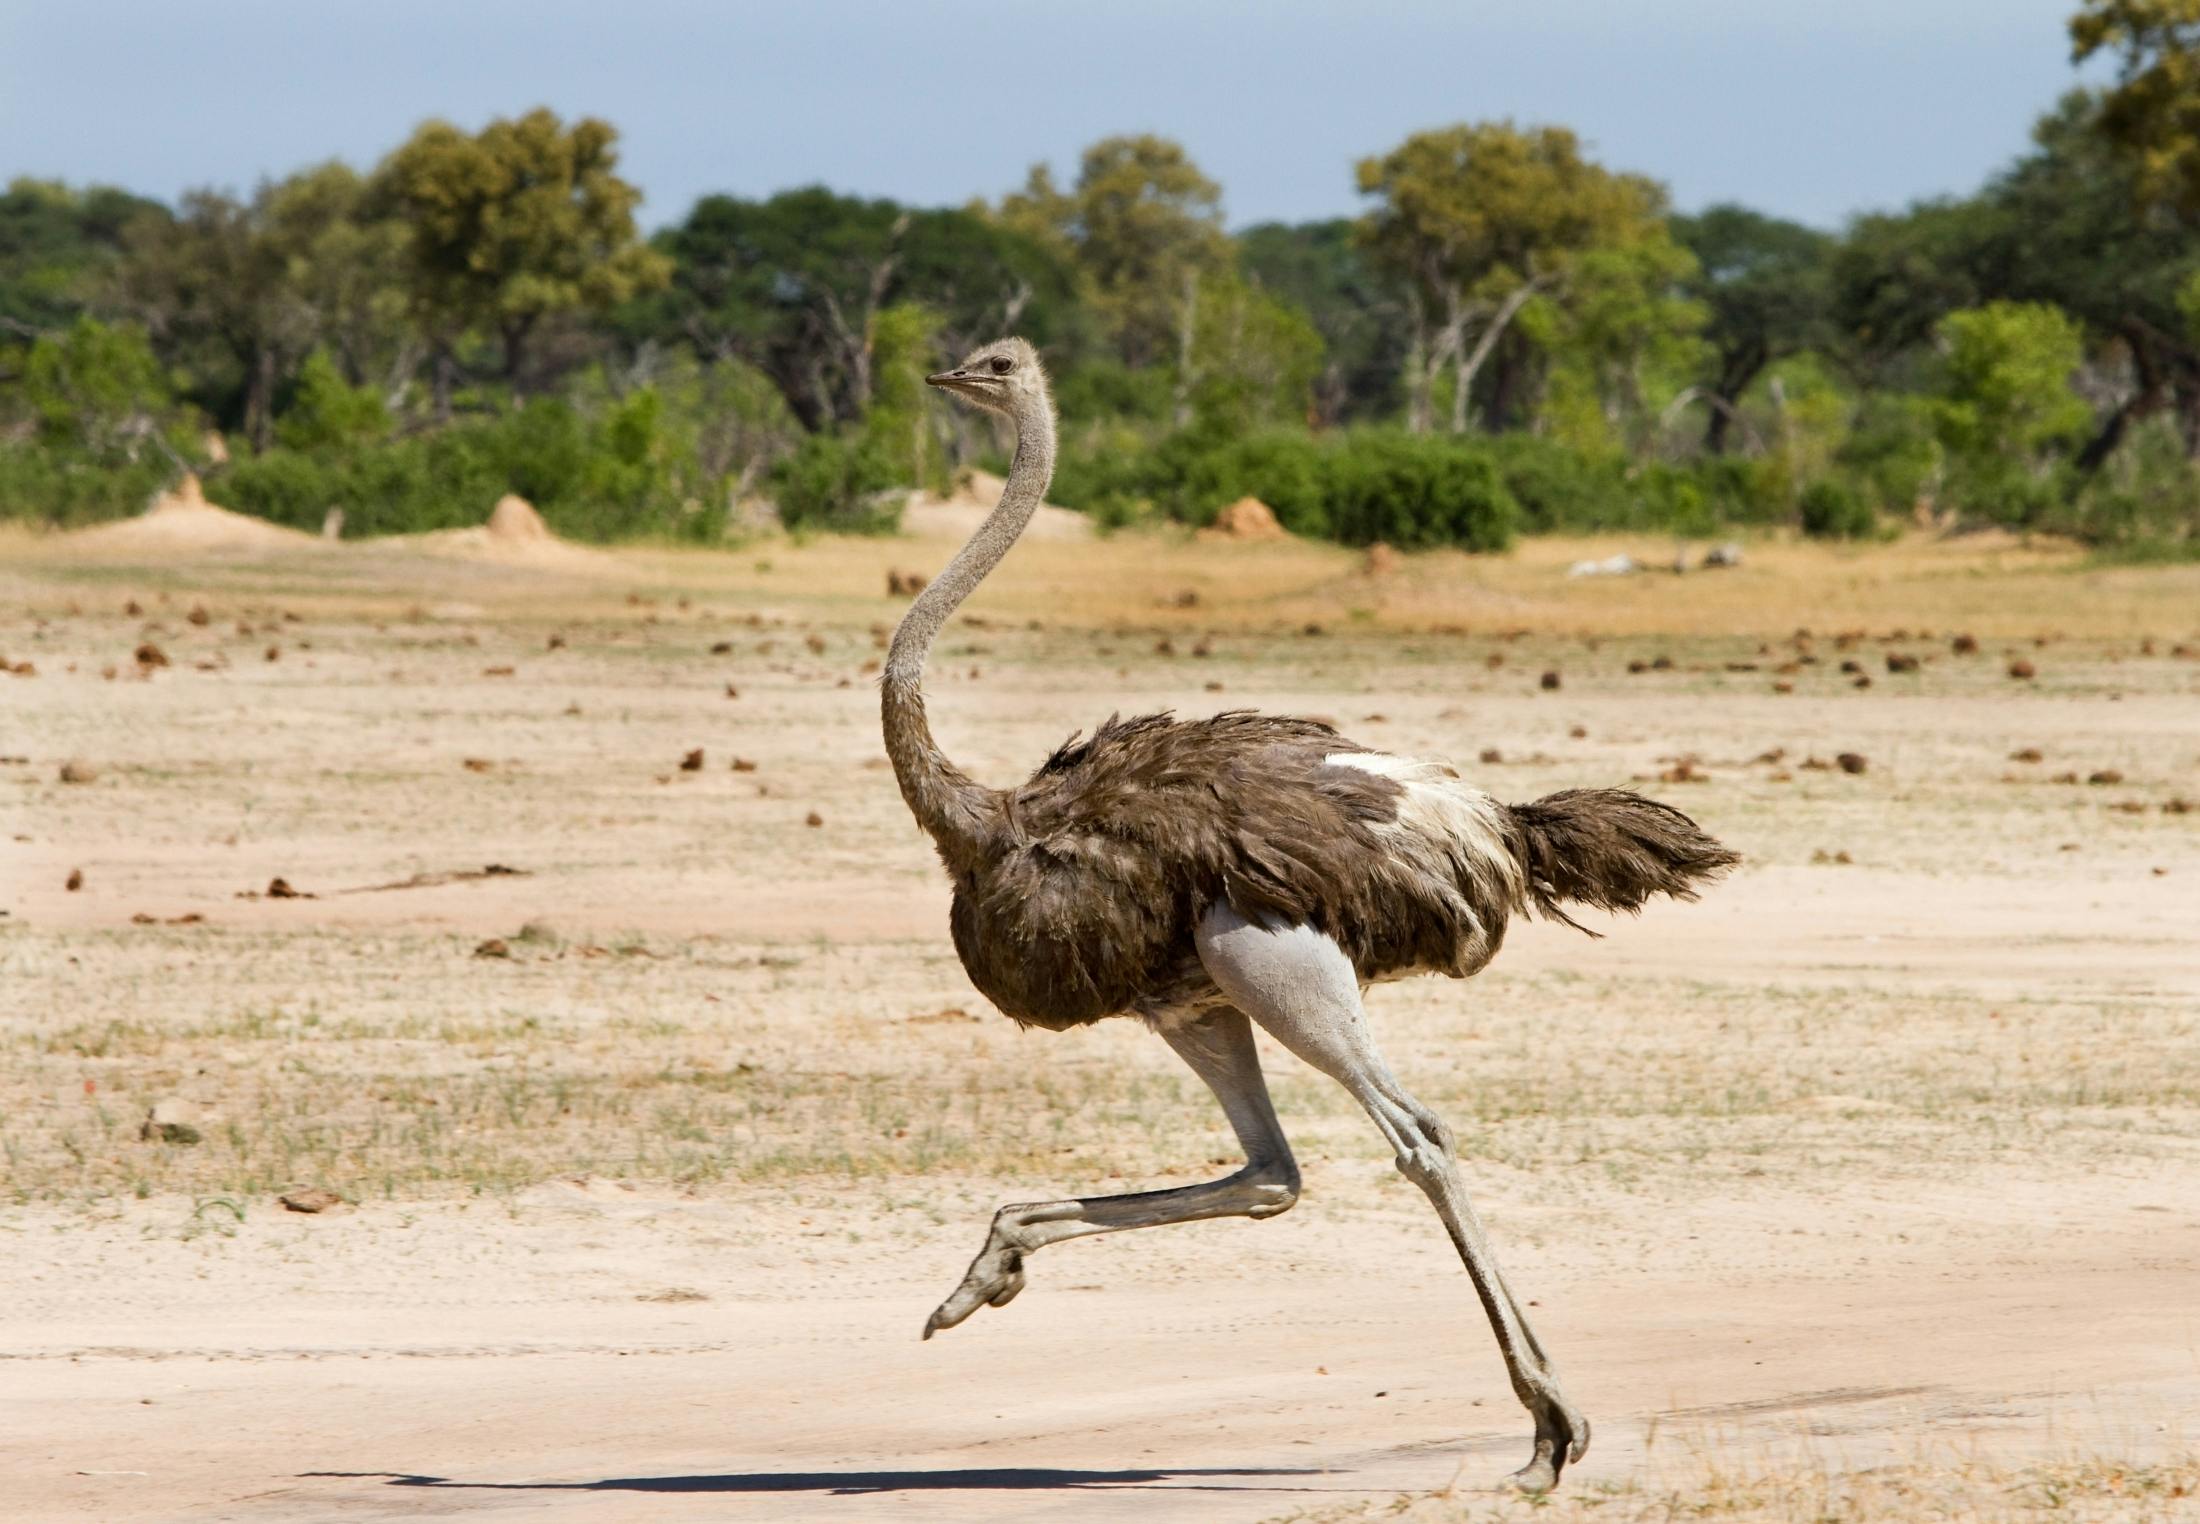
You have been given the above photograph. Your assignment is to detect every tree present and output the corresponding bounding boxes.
[648,189,1077,432]
[994,135,1231,370]
[1983,93,2200,462]
[113,188,314,451]
[1181,273,1324,432]
[1930,302,2090,517]
[261,164,412,398]
[1356,122,1668,433]
[1670,205,1835,452]
[1239,219,1408,425]
[0,179,168,344]
[1522,234,1708,456]
[18,315,182,464]
[1829,198,2002,385]
[372,109,670,402]
[2071,0,2200,218]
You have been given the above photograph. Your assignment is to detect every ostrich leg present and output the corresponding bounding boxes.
[922,1007,1300,1338]
[1195,904,1587,1492]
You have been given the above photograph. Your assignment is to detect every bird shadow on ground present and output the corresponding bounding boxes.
[305,1466,1330,1496]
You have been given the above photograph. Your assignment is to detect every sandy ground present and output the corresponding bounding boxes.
[1,519,2196,1522]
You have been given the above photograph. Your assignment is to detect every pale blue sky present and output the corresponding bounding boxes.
[2,0,2103,230]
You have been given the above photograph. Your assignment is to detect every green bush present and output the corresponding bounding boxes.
[1486,435,1626,533]
[771,431,903,533]
[0,447,179,528]
[1324,432,1518,551]
[1166,428,1330,534]
[1798,479,1877,540]
[276,352,389,453]
[222,389,728,543]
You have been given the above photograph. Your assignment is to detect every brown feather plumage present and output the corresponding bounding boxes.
[927,711,1735,1032]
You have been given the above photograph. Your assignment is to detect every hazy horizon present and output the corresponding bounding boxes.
[4,0,2104,231]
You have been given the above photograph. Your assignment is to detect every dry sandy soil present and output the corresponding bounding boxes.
[1,515,2197,1523]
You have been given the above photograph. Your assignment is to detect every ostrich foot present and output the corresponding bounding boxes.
[920,1240,1026,1339]
[1501,1391,1589,1493]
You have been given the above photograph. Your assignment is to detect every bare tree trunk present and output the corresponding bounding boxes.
[1402,290,1433,434]
[1450,279,1543,435]
[1172,268,1201,429]
[431,346,456,424]
[242,345,277,453]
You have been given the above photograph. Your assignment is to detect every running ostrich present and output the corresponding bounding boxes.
[886,338,1736,1492]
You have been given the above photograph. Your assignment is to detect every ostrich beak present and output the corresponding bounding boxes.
[926,369,998,399]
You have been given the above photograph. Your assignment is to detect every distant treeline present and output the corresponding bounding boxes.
[4,0,2200,556]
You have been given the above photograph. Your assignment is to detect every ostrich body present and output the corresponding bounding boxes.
[886,339,1737,1491]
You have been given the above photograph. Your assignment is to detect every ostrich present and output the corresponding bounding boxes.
[885,338,1737,1492]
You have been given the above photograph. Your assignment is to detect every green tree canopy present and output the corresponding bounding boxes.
[1238,219,1406,424]
[372,108,670,396]
[2072,0,2200,217]
[1671,205,1835,451]
[1356,122,1669,431]
[995,135,1231,369]
[647,188,1079,432]
[0,178,168,341]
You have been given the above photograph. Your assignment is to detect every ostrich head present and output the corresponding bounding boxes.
[925,337,1048,417]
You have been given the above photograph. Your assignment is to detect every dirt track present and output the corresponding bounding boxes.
[2,523,2196,1521]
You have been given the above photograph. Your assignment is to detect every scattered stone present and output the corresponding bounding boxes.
[2166,798,2193,815]
[804,810,824,828]
[2007,659,2037,681]
[473,938,512,959]
[724,683,740,699]
[710,640,733,654]
[135,642,169,668]
[462,757,494,773]
[679,748,705,772]
[1885,653,1919,674]
[280,1187,343,1214]
[547,633,567,650]
[1951,633,1979,655]
[2009,747,2042,763]
[140,1099,204,1146]
[886,569,929,597]
[804,633,827,655]
[730,757,757,773]
[266,877,302,899]
[58,760,98,785]
[1811,849,1854,865]
[1539,670,1561,691]
[1479,748,1504,765]
[186,604,210,626]
[264,644,281,662]
[1836,753,1868,775]
[2087,769,2124,785]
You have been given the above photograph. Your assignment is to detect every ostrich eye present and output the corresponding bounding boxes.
[989,356,1013,375]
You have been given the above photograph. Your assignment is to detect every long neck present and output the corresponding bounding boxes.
[882,390,1056,865]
